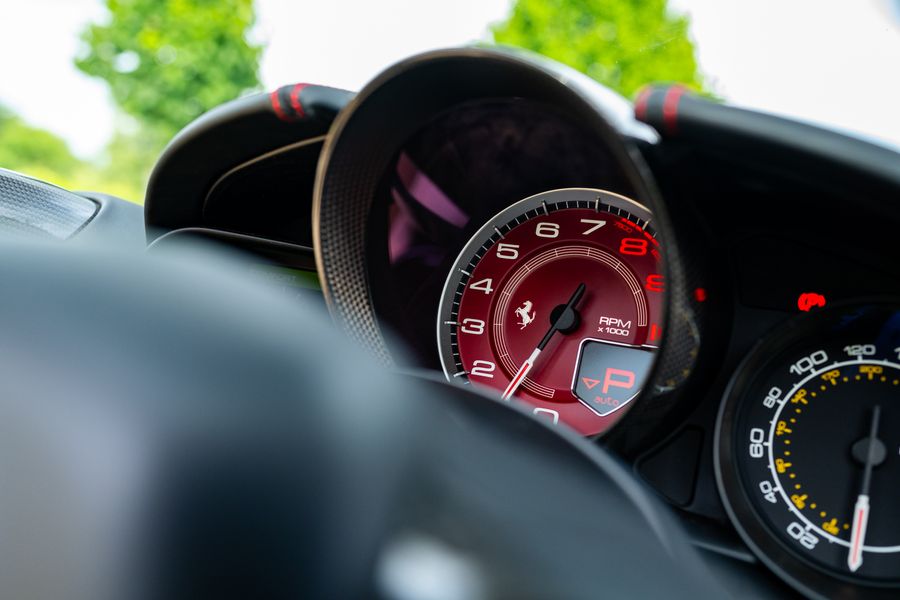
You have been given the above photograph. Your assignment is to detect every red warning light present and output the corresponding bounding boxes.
[797,292,826,312]
[693,287,707,303]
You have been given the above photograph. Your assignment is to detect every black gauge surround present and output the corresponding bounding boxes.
[716,303,900,599]
[314,47,702,449]
[314,48,668,367]
[367,98,638,367]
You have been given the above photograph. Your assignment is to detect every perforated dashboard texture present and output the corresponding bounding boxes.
[316,136,395,365]
[0,169,98,239]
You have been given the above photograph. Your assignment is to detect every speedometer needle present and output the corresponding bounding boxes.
[501,283,585,400]
[848,405,881,573]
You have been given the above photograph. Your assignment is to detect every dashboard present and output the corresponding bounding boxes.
[139,48,900,598]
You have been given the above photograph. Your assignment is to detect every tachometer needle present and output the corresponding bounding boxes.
[501,283,585,400]
[501,347,541,400]
[848,405,881,573]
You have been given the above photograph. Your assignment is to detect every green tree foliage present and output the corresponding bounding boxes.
[71,0,263,202]
[76,0,263,143]
[0,105,81,177]
[0,105,146,202]
[492,0,708,99]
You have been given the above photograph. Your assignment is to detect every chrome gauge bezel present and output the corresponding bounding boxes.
[436,187,654,384]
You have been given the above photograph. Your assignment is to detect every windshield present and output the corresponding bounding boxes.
[1,0,898,203]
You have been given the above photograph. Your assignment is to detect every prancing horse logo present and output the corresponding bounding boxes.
[515,300,536,330]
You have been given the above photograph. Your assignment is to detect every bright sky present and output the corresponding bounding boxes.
[1,0,898,159]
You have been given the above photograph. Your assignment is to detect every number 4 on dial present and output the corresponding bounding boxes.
[469,278,494,294]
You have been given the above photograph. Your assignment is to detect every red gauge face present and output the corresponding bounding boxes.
[437,188,663,436]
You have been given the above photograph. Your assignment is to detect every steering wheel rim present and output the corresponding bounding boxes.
[0,240,724,599]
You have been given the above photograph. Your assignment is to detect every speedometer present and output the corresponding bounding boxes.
[437,188,663,436]
[716,304,900,598]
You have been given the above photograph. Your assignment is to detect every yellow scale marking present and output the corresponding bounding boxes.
[775,365,864,535]
[776,365,897,534]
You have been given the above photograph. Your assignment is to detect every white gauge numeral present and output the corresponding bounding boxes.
[470,360,496,378]
[749,427,765,458]
[787,522,818,550]
[469,278,494,295]
[535,222,560,238]
[580,218,607,235]
[496,243,520,260]
[789,350,828,375]
[532,407,560,424]
[460,318,485,335]
[758,480,778,504]
[844,344,875,357]
[762,386,782,409]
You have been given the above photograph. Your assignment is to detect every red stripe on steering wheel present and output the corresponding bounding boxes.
[662,86,687,134]
[289,83,310,119]
[270,89,291,122]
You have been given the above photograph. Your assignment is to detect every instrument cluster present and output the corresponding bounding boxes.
[141,45,900,598]
[309,49,900,598]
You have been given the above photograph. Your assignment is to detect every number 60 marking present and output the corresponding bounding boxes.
[749,427,766,458]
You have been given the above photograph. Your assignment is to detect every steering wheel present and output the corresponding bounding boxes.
[0,240,725,599]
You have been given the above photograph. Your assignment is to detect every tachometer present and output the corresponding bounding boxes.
[437,188,663,436]
[716,304,900,598]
